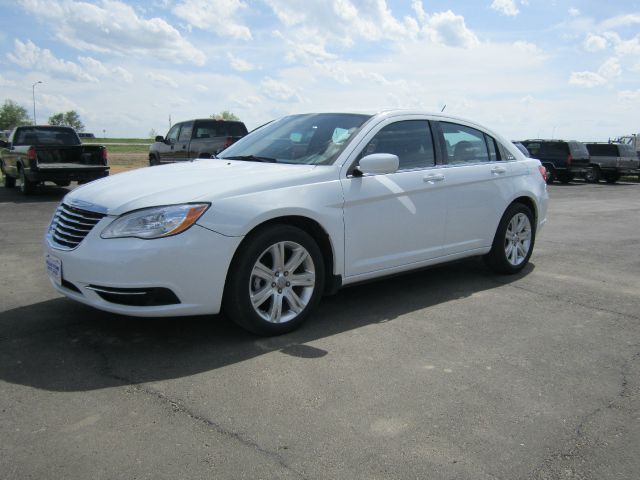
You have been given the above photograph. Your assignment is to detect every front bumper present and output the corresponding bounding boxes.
[44,221,243,317]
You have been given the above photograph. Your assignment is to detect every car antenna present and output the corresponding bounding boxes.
[441,104,446,112]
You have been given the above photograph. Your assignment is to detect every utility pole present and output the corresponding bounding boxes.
[32,81,43,124]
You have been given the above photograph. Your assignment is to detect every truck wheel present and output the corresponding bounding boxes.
[557,173,573,184]
[149,155,160,166]
[585,166,600,183]
[3,173,16,188]
[545,167,556,184]
[19,167,36,195]
[604,172,620,184]
[223,224,325,336]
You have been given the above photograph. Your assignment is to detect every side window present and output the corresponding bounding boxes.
[178,121,193,142]
[441,122,490,164]
[166,124,181,144]
[359,120,435,170]
[524,142,541,156]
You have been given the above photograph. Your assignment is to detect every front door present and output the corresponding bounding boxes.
[341,119,447,277]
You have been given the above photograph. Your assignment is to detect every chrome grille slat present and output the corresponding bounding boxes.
[48,203,106,250]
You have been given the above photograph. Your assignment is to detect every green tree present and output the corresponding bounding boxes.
[0,100,32,130]
[210,110,240,121]
[48,110,85,132]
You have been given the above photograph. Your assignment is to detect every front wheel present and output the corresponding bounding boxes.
[3,173,16,188]
[484,203,535,274]
[223,225,325,335]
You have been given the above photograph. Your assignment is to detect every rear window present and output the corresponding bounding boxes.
[586,144,618,156]
[13,127,80,146]
[194,121,247,139]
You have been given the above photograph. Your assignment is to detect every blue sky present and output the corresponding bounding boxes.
[0,0,638,140]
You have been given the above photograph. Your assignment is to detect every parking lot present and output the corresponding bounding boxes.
[1,181,638,479]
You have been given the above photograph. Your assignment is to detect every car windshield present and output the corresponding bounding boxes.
[219,113,371,165]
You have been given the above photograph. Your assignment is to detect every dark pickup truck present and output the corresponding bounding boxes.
[149,118,248,166]
[0,126,109,194]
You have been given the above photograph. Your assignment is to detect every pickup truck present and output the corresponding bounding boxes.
[149,118,248,166]
[584,142,640,183]
[0,126,109,194]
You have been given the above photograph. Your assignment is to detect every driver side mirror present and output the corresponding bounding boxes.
[0,140,7,148]
[155,136,164,143]
[355,153,399,175]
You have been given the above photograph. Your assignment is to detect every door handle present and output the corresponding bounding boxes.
[491,166,507,174]
[423,174,445,183]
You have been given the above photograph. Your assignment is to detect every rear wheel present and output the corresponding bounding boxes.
[484,203,535,274]
[19,167,36,195]
[603,172,620,184]
[585,166,600,183]
[223,225,325,336]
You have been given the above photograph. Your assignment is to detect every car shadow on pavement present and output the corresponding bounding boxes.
[0,259,534,392]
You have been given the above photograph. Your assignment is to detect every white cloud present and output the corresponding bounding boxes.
[227,53,255,72]
[172,0,252,40]
[260,77,301,102]
[0,74,17,87]
[601,14,640,29]
[568,8,580,18]
[490,0,519,17]
[568,71,606,88]
[615,35,640,55]
[583,33,608,52]
[425,10,479,48]
[598,57,621,79]
[17,0,206,65]
[7,39,99,82]
[145,72,179,88]
[618,89,640,101]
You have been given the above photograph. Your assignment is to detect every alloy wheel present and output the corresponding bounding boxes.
[504,213,532,266]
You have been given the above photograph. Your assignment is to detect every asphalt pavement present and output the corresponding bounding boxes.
[0,180,638,479]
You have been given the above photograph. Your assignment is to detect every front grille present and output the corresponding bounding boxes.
[49,203,106,250]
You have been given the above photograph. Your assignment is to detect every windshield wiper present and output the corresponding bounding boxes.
[223,155,278,163]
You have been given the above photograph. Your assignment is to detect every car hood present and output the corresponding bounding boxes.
[64,159,330,216]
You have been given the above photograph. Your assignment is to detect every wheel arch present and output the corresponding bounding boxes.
[229,215,340,295]
[509,195,538,226]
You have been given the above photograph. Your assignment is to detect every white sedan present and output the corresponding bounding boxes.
[44,111,548,335]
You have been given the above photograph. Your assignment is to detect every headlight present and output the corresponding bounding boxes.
[101,203,209,239]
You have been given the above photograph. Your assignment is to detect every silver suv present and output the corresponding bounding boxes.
[585,143,640,183]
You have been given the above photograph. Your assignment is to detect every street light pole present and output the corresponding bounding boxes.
[32,81,42,125]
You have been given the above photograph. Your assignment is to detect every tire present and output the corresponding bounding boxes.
[3,173,16,188]
[19,167,36,195]
[585,166,600,183]
[604,172,620,184]
[545,167,556,184]
[557,173,573,184]
[484,203,536,275]
[223,224,325,336]
[149,155,160,166]
[55,181,71,187]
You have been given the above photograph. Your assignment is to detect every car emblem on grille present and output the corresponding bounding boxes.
[68,198,96,209]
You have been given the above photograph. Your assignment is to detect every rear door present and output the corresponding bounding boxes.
[435,121,515,256]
